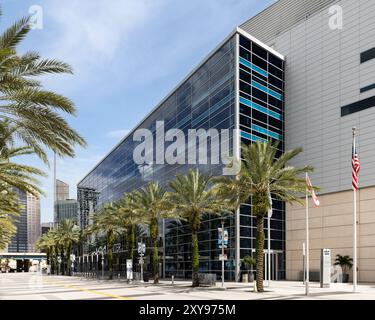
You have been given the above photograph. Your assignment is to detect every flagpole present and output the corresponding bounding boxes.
[305,172,309,296]
[352,127,358,293]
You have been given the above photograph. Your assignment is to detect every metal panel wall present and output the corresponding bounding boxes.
[243,0,375,195]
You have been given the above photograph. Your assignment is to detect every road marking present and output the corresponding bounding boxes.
[43,279,131,300]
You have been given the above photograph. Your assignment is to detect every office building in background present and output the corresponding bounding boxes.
[54,179,78,224]
[7,190,40,253]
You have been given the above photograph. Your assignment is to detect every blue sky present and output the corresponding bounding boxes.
[2,0,274,222]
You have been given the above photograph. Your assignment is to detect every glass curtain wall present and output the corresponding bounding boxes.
[237,34,286,279]
[78,36,237,279]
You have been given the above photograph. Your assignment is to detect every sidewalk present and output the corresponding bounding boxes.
[69,276,375,300]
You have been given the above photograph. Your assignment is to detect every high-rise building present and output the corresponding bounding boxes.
[78,0,375,282]
[8,190,41,253]
[7,189,28,253]
[41,222,54,235]
[56,179,69,201]
[27,193,41,252]
[54,179,78,224]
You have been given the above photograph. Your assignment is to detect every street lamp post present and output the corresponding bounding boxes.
[219,217,228,288]
[138,242,146,282]
[221,219,225,288]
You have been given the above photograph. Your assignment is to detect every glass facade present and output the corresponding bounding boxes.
[238,34,285,279]
[55,200,78,224]
[77,31,285,280]
[8,189,28,253]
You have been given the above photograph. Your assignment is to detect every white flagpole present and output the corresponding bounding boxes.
[352,127,358,293]
[53,151,57,227]
[305,172,309,296]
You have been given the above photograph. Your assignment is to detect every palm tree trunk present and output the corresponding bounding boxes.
[191,230,199,287]
[107,232,114,280]
[255,216,265,292]
[67,244,72,276]
[60,247,65,275]
[127,225,134,260]
[150,218,159,284]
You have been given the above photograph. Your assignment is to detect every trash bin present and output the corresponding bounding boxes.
[143,272,149,282]
[242,274,248,283]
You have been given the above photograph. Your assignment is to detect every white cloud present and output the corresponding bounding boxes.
[43,1,168,70]
[106,129,130,140]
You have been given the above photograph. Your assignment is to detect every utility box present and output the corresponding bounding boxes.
[320,249,331,288]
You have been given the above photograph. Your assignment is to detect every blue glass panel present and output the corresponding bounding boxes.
[251,124,282,140]
[239,96,282,120]
[240,131,267,142]
[239,57,268,78]
[251,80,283,101]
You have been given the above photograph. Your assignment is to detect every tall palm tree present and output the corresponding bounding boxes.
[117,192,145,262]
[86,203,124,280]
[57,219,80,275]
[0,13,86,163]
[35,228,60,274]
[215,142,312,292]
[168,169,233,287]
[36,232,54,266]
[133,182,173,284]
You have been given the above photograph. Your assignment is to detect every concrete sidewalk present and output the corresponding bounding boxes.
[1,273,375,300]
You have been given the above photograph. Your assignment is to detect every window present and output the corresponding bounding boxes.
[361,47,375,64]
[360,83,375,94]
[268,53,283,69]
[252,54,267,70]
[252,42,268,60]
[252,87,268,102]
[269,74,283,90]
[268,64,283,79]
[240,46,251,61]
[239,36,251,50]
[341,95,375,116]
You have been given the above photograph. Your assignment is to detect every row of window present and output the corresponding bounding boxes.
[239,35,283,70]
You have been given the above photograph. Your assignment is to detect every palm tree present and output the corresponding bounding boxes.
[215,142,312,292]
[168,169,233,287]
[334,254,353,282]
[133,182,173,284]
[0,13,86,163]
[35,228,60,274]
[117,193,145,262]
[36,232,54,266]
[0,186,22,250]
[57,219,80,275]
[86,203,124,280]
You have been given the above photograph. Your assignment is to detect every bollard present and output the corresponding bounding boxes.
[172,275,174,286]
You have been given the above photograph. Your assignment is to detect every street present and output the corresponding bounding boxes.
[1,273,375,300]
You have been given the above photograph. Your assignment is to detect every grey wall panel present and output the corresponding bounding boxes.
[260,0,375,195]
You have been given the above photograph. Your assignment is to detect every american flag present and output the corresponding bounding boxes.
[306,174,320,207]
[352,145,360,191]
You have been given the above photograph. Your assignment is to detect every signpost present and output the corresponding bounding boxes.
[126,259,133,281]
[138,242,146,282]
[320,248,331,288]
[70,254,76,274]
[218,222,229,288]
